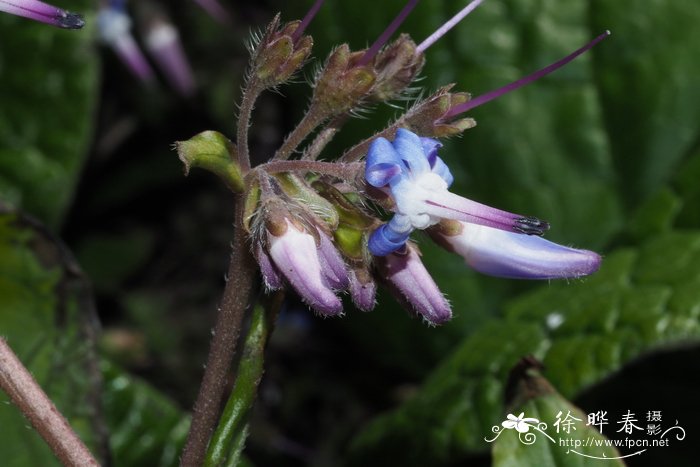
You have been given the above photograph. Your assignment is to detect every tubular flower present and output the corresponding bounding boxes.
[179,1,609,325]
[366,128,548,256]
[367,128,600,280]
[97,3,155,83]
[0,0,84,28]
[259,218,344,316]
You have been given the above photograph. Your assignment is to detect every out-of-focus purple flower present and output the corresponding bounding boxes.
[0,0,84,28]
[264,219,343,316]
[377,243,451,325]
[144,19,196,97]
[97,4,154,83]
[430,221,601,280]
[192,0,231,24]
[366,128,548,256]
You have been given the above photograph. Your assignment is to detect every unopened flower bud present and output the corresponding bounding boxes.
[263,217,343,316]
[370,34,424,102]
[312,182,375,261]
[404,85,476,138]
[274,174,338,228]
[312,44,376,116]
[253,16,313,88]
[377,243,451,325]
[176,131,243,193]
[348,268,376,312]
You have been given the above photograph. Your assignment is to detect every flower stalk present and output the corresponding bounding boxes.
[179,197,259,467]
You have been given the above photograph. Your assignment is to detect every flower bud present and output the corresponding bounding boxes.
[312,182,375,261]
[370,34,424,102]
[312,44,377,116]
[274,174,338,228]
[377,243,451,325]
[404,85,476,138]
[348,267,376,312]
[263,217,343,316]
[253,16,313,88]
[176,131,243,192]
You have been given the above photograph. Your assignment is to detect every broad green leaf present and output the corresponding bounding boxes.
[102,361,190,467]
[590,0,700,205]
[0,1,99,229]
[349,230,700,465]
[491,361,623,467]
[0,207,190,466]
[0,207,103,465]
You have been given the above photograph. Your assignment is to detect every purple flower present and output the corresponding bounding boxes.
[262,219,344,316]
[366,128,548,257]
[97,4,155,83]
[377,244,451,325]
[366,128,600,281]
[431,221,601,280]
[144,19,196,97]
[0,0,83,28]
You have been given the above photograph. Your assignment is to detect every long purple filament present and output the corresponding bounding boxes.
[416,0,484,54]
[357,0,420,66]
[291,0,325,43]
[445,30,611,119]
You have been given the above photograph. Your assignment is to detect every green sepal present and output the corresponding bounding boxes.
[313,45,377,116]
[313,182,375,261]
[273,174,339,228]
[176,131,244,193]
[242,182,261,234]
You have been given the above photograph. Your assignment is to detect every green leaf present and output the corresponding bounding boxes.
[590,0,700,205]
[0,1,99,229]
[0,207,104,465]
[102,361,190,467]
[349,230,700,465]
[0,207,190,467]
[491,361,623,467]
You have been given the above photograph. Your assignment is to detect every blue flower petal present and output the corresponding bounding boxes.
[368,224,411,256]
[393,128,430,175]
[420,137,442,167]
[366,137,403,187]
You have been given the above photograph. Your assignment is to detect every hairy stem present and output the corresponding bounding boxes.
[274,103,328,160]
[237,78,263,172]
[204,292,284,466]
[0,338,99,466]
[303,114,349,161]
[180,196,258,467]
[262,159,363,181]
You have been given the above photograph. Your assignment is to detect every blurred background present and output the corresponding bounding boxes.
[0,0,699,466]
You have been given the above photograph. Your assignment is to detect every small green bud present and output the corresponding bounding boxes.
[274,174,339,228]
[253,17,313,88]
[312,44,377,116]
[312,182,375,261]
[176,131,244,193]
[404,85,476,138]
[371,34,425,102]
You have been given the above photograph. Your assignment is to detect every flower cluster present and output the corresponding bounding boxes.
[178,0,608,325]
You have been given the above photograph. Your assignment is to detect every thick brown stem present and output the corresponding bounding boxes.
[0,338,99,467]
[180,196,258,467]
